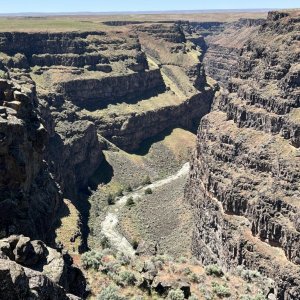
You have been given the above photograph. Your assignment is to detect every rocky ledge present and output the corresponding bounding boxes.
[0,235,85,299]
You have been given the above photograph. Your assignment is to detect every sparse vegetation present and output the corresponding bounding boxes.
[237,266,262,283]
[142,175,152,185]
[96,284,125,300]
[119,270,136,286]
[167,289,185,300]
[107,193,115,205]
[205,265,224,277]
[144,188,153,195]
[212,282,231,298]
[124,184,133,192]
[132,240,139,250]
[100,234,111,249]
[81,250,103,270]
[126,196,135,207]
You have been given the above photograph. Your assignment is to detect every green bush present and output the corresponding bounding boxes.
[205,264,224,277]
[241,269,262,283]
[124,184,133,192]
[117,253,131,266]
[188,272,200,283]
[0,70,8,79]
[81,250,103,270]
[126,197,135,207]
[212,282,231,298]
[107,193,115,205]
[167,289,185,300]
[96,284,125,300]
[100,234,111,249]
[119,270,136,286]
[142,175,151,185]
[144,188,153,195]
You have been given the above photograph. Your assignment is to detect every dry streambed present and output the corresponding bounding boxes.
[101,163,190,257]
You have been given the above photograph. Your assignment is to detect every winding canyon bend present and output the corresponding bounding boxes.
[0,9,299,300]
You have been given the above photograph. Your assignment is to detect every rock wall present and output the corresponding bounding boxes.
[203,18,265,87]
[186,11,300,299]
[0,77,62,240]
[92,91,213,151]
[57,69,165,109]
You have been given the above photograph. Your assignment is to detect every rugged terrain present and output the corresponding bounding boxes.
[0,9,299,300]
[186,10,300,299]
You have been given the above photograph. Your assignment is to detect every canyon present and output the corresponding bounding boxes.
[0,9,299,300]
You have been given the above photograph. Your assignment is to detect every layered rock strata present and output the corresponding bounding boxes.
[203,18,265,87]
[186,11,300,299]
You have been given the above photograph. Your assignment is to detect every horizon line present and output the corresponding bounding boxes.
[0,8,292,17]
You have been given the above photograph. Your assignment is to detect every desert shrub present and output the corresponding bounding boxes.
[142,175,151,185]
[99,233,111,249]
[241,269,262,283]
[240,294,265,300]
[212,282,231,298]
[182,267,192,276]
[167,289,185,300]
[132,240,139,250]
[104,261,121,274]
[81,250,103,270]
[177,256,188,263]
[107,193,115,205]
[144,188,153,195]
[117,253,131,266]
[188,272,200,283]
[119,270,136,286]
[0,70,8,79]
[116,188,124,197]
[96,284,125,300]
[124,184,133,192]
[151,254,172,266]
[205,264,224,277]
[126,197,135,207]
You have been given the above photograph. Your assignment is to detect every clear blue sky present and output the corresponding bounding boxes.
[1,0,299,13]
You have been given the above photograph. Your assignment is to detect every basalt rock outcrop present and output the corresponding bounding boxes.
[203,18,265,87]
[186,11,300,299]
[0,77,62,240]
[0,235,85,299]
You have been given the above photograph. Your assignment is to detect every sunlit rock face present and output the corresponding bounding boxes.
[186,11,300,299]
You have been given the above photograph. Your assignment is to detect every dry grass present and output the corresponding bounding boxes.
[0,12,268,33]
[55,199,82,254]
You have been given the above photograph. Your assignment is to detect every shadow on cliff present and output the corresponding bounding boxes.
[75,156,114,252]
[50,156,114,253]
[76,86,166,112]
[88,157,114,189]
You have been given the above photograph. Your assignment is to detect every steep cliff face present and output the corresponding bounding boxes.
[186,11,300,299]
[203,18,265,87]
[0,77,62,240]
